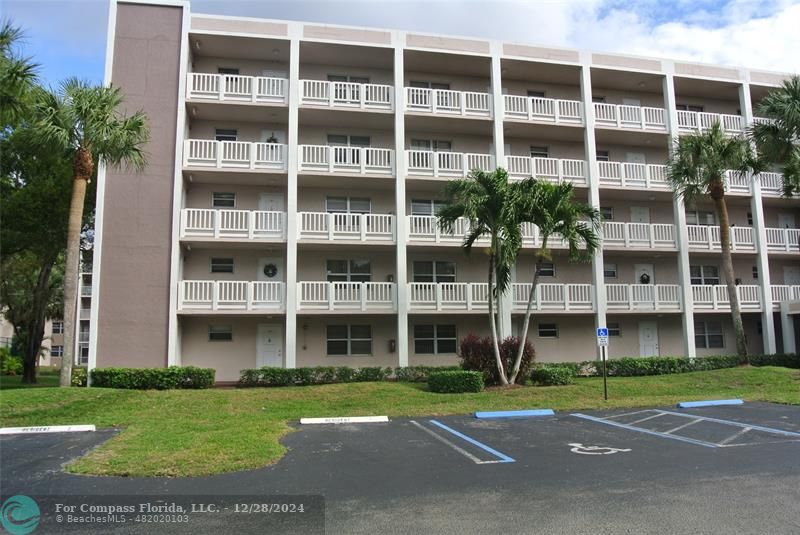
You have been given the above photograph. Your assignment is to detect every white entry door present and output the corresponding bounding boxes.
[258,257,284,282]
[785,266,800,285]
[630,206,651,224]
[634,263,655,285]
[777,213,796,229]
[257,324,283,368]
[638,321,659,357]
[259,193,284,212]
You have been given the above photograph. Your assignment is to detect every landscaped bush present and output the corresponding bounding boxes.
[531,365,575,386]
[352,367,392,382]
[459,335,535,385]
[394,366,461,382]
[749,353,799,368]
[90,366,215,389]
[239,366,395,387]
[71,367,88,387]
[428,370,484,393]
[0,348,23,376]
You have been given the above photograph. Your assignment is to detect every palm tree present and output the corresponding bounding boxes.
[437,168,524,385]
[751,75,800,197]
[666,121,757,362]
[0,20,38,126]
[508,180,600,383]
[27,79,149,386]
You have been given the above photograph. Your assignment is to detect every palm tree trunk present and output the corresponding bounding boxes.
[487,251,508,385]
[509,240,549,384]
[712,188,748,362]
[60,148,92,387]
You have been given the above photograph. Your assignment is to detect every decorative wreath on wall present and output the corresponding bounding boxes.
[639,272,651,285]
[263,263,278,278]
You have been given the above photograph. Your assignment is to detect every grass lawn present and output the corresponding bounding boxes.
[1,366,798,477]
[0,372,60,389]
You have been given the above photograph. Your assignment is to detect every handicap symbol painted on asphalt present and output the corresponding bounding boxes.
[568,443,631,455]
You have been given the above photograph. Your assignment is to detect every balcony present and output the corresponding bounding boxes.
[186,73,287,104]
[405,87,492,118]
[408,282,488,311]
[298,145,394,175]
[760,172,786,196]
[512,283,595,311]
[593,103,667,131]
[300,80,393,111]
[506,156,588,185]
[406,216,578,250]
[597,162,668,189]
[297,282,396,311]
[179,280,285,311]
[765,228,800,253]
[180,209,285,240]
[691,284,761,311]
[183,140,287,171]
[406,150,494,178]
[602,222,677,249]
[297,212,395,242]
[687,225,756,252]
[771,285,800,309]
[503,96,583,125]
[676,111,743,135]
[606,284,681,311]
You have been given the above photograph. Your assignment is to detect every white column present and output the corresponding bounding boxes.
[284,29,301,368]
[578,53,607,357]
[393,35,409,367]
[663,64,696,358]
[739,79,776,353]
[490,41,513,340]
[780,303,796,354]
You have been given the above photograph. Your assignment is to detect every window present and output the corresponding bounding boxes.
[208,325,233,342]
[685,210,716,225]
[327,134,371,147]
[695,320,723,348]
[414,324,457,354]
[529,145,549,159]
[210,257,234,273]
[410,81,450,90]
[328,74,369,84]
[51,345,64,357]
[52,321,64,334]
[592,96,606,103]
[527,90,546,98]
[600,206,614,221]
[538,262,555,277]
[413,261,456,283]
[676,104,704,112]
[214,129,237,142]
[596,150,610,162]
[326,260,371,282]
[752,265,759,280]
[327,325,372,355]
[604,263,618,278]
[747,212,753,225]
[326,197,371,214]
[411,199,446,216]
[690,265,720,285]
[212,192,236,208]
[538,323,559,338]
[217,67,240,75]
[411,139,451,152]
[608,322,621,337]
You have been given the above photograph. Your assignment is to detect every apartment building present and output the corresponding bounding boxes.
[92,0,800,382]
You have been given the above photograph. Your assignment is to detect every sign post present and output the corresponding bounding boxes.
[597,327,609,401]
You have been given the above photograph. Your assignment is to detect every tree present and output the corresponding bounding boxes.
[751,75,800,197]
[25,79,149,386]
[437,168,524,386]
[666,121,758,361]
[0,20,37,126]
[508,180,600,383]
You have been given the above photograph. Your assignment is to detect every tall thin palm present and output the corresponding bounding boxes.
[509,180,600,383]
[0,21,38,126]
[667,121,756,361]
[437,168,523,385]
[751,75,800,197]
[27,79,149,386]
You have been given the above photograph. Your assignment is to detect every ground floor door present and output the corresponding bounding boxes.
[638,321,659,357]
[257,324,283,368]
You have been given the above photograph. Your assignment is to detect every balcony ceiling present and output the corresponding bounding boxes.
[590,67,664,94]
[404,50,491,78]
[298,108,394,130]
[673,76,740,101]
[501,59,580,85]
[749,84,775,109]
[406,114,493,136]
[597,187,673,202]
[300,41,393,68]
[297,173,395,190]
[186,101,289,123]
[594,128,670,150]
[189,34,290,61]
[503,121,585,143]
[183,169,288,186]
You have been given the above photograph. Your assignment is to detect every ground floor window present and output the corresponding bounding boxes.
[695,320,723,348]
[608,322,621,337]
[414,324,457,354]
[51,345,63,357]
[208,325,233,342]
[537,323,559,338]
[327,325,372,356]
[604,263,618,279]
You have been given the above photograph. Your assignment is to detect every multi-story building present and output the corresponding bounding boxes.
[92,0,799,382]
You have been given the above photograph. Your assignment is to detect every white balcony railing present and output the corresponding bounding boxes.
[300,80,393,110]
[686,225,756,251]
[503,95,583,125]
[760,172,786,196]
[765,228,800,253]
[297,212,395,242]
[511,283,595,311]
[181,209,285,240]
[597,162,669,189]
[406,216,489,245]
[297,282,396,311]
[691,284,761,311]
[606,284,681,311]
[724,170,751,194]
[298,145,394,175]
[771,285,800,308]
[506,156,587,185]
[180,280,285,311]
[593,103,667,131]
[186,73,287,104]
[408,282,489,311]
[406,150,494,178]
[405,87,492,117]
[602,222,676,249]
[183,140,286,170]
[676,111,744,134]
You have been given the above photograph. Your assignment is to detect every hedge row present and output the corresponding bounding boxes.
[428,370,484,393]
[238,365,460,387]
[90,366,215,389]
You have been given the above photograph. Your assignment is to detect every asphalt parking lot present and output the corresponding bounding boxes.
[2,402,800,534]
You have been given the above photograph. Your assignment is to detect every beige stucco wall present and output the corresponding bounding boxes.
[505,138,585,159]
[188,120,288,143]
[515,253,593,283]
[296,314,397,367]
[297,250,395,281]
[762,207,799,228]
[590,88,665,108]
[404,71,490,93]
[604,314,685,358]
[407,251,488,282]
[672,94,740,115]
[300,63,393,85]
[186,184,285,210]
[502,80,582,101]
[694,313,764,356]
[404,132,492,154]
[602,255,681,284]
[192,56,288,77]
[407,314,487,366]
[769,259,800,284]
[598,201,675,224]
[183,251,286,281]
[299,125,394,148]
[593,144,668,164]
[297,187,395,213]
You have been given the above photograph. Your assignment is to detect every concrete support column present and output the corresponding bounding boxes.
[662,66,696,358]
[393,37,409,367]
[284,31,301,368]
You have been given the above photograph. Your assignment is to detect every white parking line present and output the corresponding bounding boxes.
[663,418,703,435]
[628,412,667,425]
[410,420,486,464]
[718,427,753,446]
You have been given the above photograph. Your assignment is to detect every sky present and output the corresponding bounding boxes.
[3,0,799,88]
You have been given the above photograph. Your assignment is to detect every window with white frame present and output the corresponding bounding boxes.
[752,265,759,280]
[538,323,559,338]
[608,322,621,337]
[212,192,236,208]
[538,262,555,277]
[414,324,457,354]
[695,320,723,348]
[208,325,233,342]
[410,81,450,90]
[527,90,546,98]
[690,265,720,285]
[411,139,452,152]
[413,261,456,283]
[325,197,371,214]
[217,67,240,75]
[327,324,372,355]
[214,129,238,142]
[327,134,371,147]
[604,263,618,278]
[326,260,371,282]
[676,104,704,112]
[529,145,549,158]
[51,345,64,357]
[328,74,369,84]
[52,321,64,334]
[210,257,234,273]
[410,199,446,216]
[600,206,614,221]
[596,150,610,162]
[685,210,716,226]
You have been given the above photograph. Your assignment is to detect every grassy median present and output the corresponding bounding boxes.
[1,366,798,477]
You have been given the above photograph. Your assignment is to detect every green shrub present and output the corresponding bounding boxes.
[428,370,484,393]
[394,366,460,382]
[71,367,88,387]
[531,365,576,386]
[352,367,391,382]
[0,348,23,376]
[749,353,799,368]
[334,366,355,383]
[90,366,215,389]
[238,366,393,387]
[459,334,535,385]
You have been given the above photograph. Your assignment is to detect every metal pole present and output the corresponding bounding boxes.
[602,345,608,401]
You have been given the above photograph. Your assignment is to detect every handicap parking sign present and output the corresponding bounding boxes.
[596,327,609,347]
